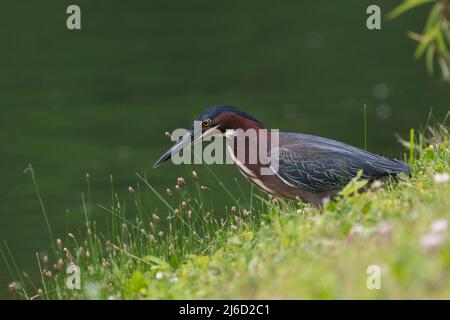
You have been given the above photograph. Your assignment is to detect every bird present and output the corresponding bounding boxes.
[154,105,411,208]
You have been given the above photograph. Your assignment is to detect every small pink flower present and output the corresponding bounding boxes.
[420,233,445,252]
[433,172,449,184]
[431,219,448,233]
[350,224,363,236]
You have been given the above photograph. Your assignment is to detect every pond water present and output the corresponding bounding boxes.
[0,0,449,298]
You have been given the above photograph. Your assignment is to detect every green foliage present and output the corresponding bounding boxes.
[3,121,450,299]
[388,0,436,19]
[339,170,369,198]
[390,0,450,82]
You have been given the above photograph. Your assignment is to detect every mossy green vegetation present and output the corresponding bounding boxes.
[3,123,450,299]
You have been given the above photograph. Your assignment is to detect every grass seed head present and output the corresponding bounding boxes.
[177,177,186,187]
[8,282,18,292]
[77,246,84,258]
[54,258,64,272]
[44,270,53,279]
[88,265,95,275]
[63,248,74,262]
[101,259,110,268]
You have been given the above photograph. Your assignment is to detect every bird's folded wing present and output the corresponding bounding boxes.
[272,140,408,193]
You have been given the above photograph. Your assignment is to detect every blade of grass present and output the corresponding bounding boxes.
[35,252,49,300]
[23,164,54,244]
[389,0,435,20]
[137,173,174,212]
[409,128,415,165]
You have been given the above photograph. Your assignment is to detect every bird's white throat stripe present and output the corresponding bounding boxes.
[225,142,277,194]
[226,143,256,178]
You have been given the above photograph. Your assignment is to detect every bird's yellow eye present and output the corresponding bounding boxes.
[202,119,211,127]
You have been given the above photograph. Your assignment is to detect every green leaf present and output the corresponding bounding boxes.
[426,45,436,74]
[444,26,450,44]
[436,29,450,57]
[127,271,148,294]
[389,0,435,20]
[143,255,171,270]
[438,57,450,80]
[414,28,438,59]
[340,170,369,198]
[424,2,443,32]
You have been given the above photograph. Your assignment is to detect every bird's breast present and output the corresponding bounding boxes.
[226,142,285,195]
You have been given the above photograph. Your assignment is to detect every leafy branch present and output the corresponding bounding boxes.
[389,0,450,82]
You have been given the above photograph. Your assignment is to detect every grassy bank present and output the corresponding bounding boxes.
[3,122,450,299]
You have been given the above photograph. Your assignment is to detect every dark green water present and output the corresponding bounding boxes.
[0,0,449,297]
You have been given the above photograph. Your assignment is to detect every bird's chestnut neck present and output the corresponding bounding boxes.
[215,112,266,132]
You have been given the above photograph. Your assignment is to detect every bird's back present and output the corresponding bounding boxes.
[274,132,410,193]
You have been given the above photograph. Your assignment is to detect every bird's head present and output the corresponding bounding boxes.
[153,105,265,168]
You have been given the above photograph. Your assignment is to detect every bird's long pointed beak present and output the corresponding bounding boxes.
[153,125,220,168]
[153,129,194,168]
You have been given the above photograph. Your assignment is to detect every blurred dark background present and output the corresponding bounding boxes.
[0,0,449,297]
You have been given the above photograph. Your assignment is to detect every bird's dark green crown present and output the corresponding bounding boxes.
[196,105,266,128]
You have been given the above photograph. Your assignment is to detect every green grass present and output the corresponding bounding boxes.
[3,122,450,300]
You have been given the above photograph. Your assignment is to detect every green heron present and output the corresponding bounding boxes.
[154,105,410,207]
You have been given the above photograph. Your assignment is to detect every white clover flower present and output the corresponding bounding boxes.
[155,272,164,280]
[321,197,330,206]
[430,219,448,233]
[350,224,363,236]
[420,233,445,252]
[84,282,101,300]
[433,172,449,184]
[371,180,383,190]
[377,221,392,236]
